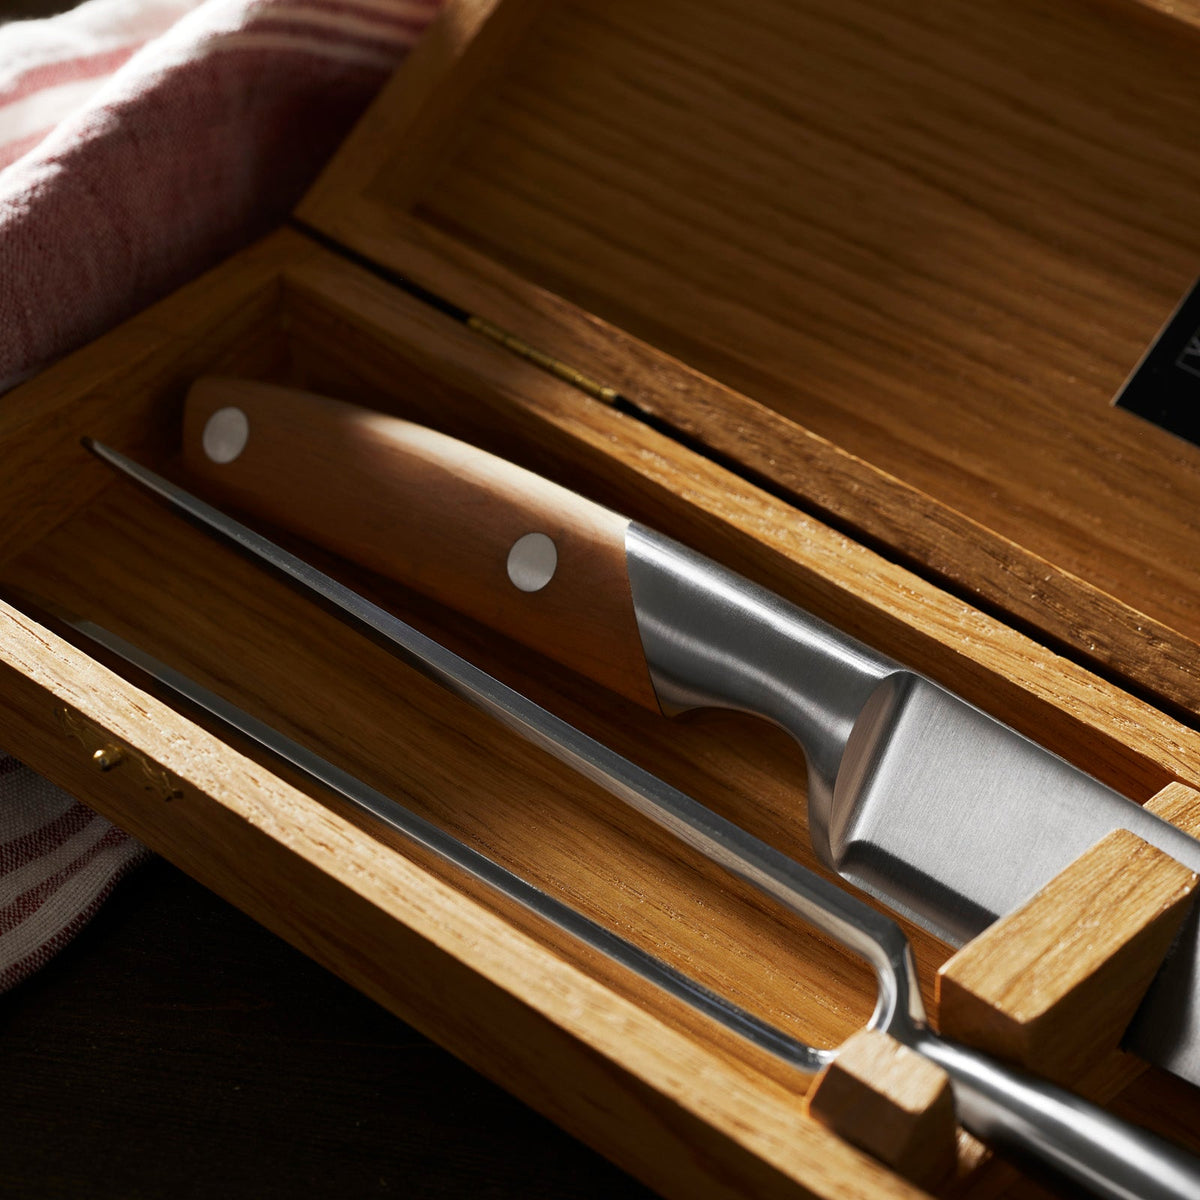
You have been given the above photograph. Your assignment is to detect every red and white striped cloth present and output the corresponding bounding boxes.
[0,0,440,990]
[0,758,149,991]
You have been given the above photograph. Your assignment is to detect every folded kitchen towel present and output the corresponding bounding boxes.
[0,0,439,990]
[0,758,151,992]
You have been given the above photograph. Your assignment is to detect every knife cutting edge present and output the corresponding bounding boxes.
[78,434,1200,1200]
[173,378,1200,1087]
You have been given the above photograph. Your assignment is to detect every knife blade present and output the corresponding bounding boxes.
[173,377,1200,1085]
[60,462,1200,1200]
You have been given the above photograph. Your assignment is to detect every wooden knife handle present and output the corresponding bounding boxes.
[182,378,661,710]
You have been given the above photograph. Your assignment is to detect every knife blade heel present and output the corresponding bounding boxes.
[623,522,895,865]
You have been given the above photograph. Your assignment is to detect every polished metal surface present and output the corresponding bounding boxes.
[201,406,249,464]
[624,523,1200,1082]
[82,440,914,1066]
[909,1030,1200,1200]
[84,441,1200,1199]
[506,531,557,593]
[64,616,821,1071]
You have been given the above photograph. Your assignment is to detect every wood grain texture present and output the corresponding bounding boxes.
[301,0,548,221]
[935,783,1200,1195]
[182,378,660,710]
[935,830,1197,1086]
[414,0,1200,634]
[0,231,306,571]
[300,0,1200,725]
[274,245,1200,807]
[806,1030,957,1192]
[5,225,1200,1193]
[0,595,925,1200]
[1146,781,1200,835]
[1120,0,1200,31]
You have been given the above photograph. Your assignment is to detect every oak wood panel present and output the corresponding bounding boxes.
[1109,0,1200,30]
[404,0,1200,643]
[297,0,1200,728]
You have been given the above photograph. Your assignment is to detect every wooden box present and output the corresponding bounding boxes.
[4,0,1200,1194]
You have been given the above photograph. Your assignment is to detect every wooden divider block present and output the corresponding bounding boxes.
[1146,781,1200,837]
[806,1029,958,1191]
[812,786,1200,1196]
[935,827,1197,1086]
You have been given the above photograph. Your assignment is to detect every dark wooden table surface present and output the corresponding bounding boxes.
[0,856,657,1198]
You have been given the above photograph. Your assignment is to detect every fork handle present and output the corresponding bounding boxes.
[913,1029,1200,1200]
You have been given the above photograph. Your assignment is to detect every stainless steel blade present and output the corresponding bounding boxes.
[624,524,1200,1081]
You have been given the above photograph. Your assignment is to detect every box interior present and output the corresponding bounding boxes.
[6,223,1200,1191]
[0,243,893,1073]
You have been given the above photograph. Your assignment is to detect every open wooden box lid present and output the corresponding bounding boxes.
[298,0,1200,723]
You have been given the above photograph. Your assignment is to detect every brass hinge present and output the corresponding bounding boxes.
[467,315,620,405]
[287,219,623,407]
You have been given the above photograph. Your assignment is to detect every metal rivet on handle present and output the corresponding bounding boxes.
[202,406,249,464]
[507,532,557,593]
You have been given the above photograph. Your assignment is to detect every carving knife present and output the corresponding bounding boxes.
[173,378,1200,1085]
[67,454,1200,1200]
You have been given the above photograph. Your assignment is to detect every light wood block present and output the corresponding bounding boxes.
[935,829,1197,1085]
[807,1030,957,1192]
[1146,782,1200,836]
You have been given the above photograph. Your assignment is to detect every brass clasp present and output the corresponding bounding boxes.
[55,705,184,801]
